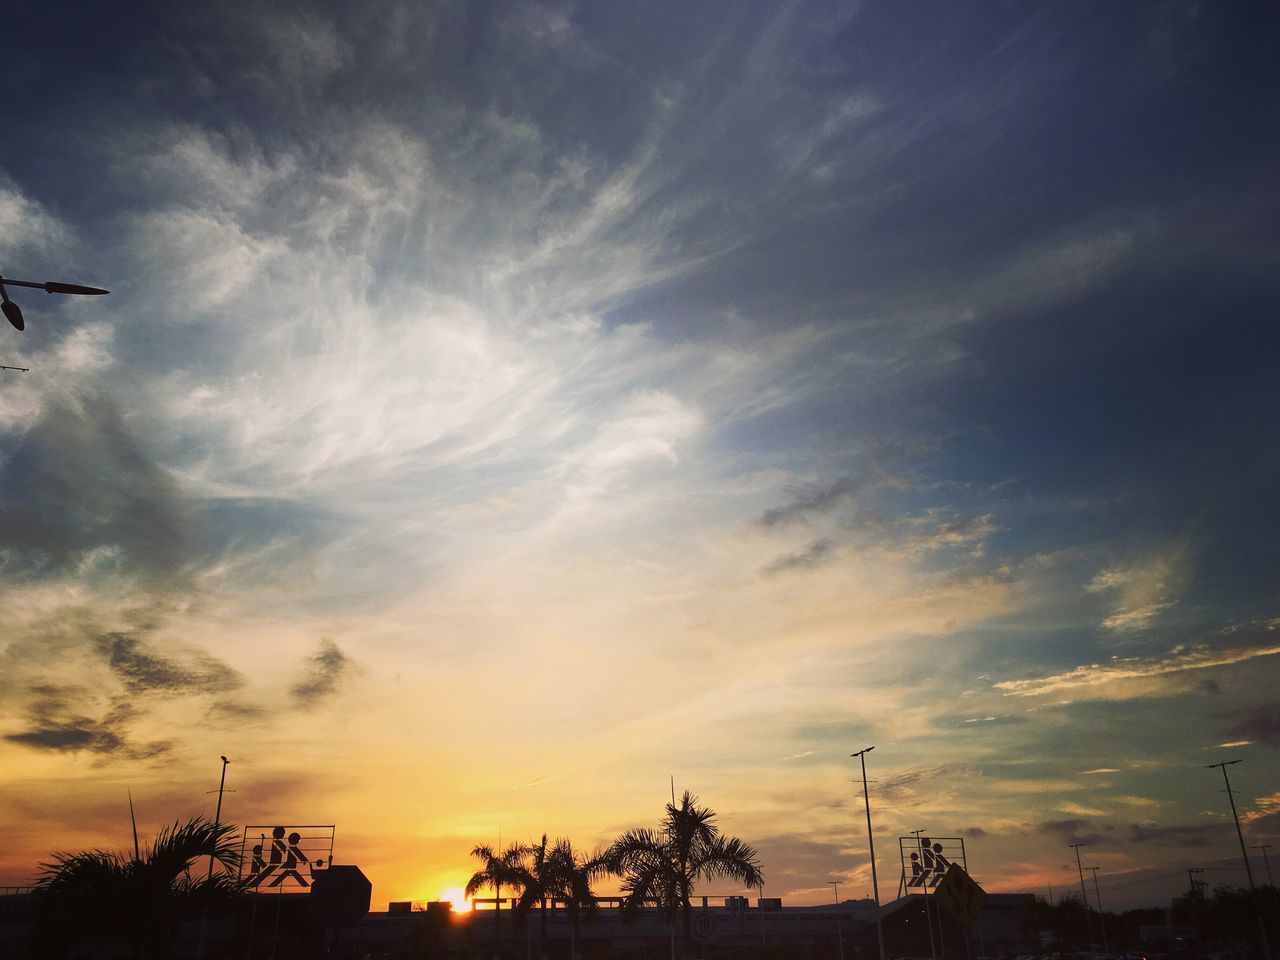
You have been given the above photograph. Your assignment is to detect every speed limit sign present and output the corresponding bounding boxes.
[693,911,717,940]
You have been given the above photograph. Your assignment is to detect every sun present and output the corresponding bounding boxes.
[439,885,473,913]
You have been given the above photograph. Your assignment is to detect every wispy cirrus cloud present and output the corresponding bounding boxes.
[761,538,836,578]
[994,630,1280,700]
[758,478,860,528]
[1085,548,1185,632]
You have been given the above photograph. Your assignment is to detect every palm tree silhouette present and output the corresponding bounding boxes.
[466,840,526,958]
[606,789,764,952]
[509,834,558,959]
[31,816,242,959]
[546,838,606,959]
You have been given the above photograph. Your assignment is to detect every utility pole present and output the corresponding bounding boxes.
[1206,759,1272,960]
[1087,867,1109,953]
[852,748,887,960]
[831,880,845,960]
[1254,845,1275,888]
[1069,843,1094,949]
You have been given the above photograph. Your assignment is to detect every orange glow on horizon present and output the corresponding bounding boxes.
[440,886,473,913]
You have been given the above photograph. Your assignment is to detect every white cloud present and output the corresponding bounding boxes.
[995,635,1280,700]
[1086,547,1186,632]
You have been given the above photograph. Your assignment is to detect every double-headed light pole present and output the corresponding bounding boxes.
[1087,867,1109,953]
[852,747,887,960]
[830,880,845,960]
[1206,758,1272,960]
[1068,842,1094,948]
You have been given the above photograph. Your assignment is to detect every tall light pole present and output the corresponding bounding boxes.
[1087,867,1108,953]
[911,829,939,960]
[1207,761,1256,887]
[831,880,846,960]
[852,747,887,960]
[1206,759,1272,960]
[1253,845,1274,887]
[1068,843,1093,948]
[196,756,231,960]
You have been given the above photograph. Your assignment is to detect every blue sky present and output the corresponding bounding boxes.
[0,0,1277,909]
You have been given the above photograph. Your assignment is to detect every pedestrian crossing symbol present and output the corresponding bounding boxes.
[240,824,336,891]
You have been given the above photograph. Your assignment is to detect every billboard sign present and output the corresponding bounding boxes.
[898,835,967,893]
[240,824,336,891]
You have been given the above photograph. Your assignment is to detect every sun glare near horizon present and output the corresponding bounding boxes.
[439,887,473,913]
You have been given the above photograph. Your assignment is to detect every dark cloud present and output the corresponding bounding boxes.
[1126,823,1215,847]
[97,632,242,696]
[876,765,970,804]
[758,479,859,528]
[291,638,354,707]
[4,686,170,759]
[1034,819,1108,846]
[753,832,862,890]
[761,538,836,577]
[205,700,268,724]
[0,391,189,581]
[1220,703,1280,747]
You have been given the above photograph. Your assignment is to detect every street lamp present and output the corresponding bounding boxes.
[912,829,939,960]
[1253,845,1274,887]
[831,880,845,960]
[0,275,109,331]
[852,747,887,960]
[1087,867,1109,953]
[1068,843,1094,949]
[1206,759,1272,960]
[196,756,231,960]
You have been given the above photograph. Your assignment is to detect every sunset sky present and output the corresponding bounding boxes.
[1,2,1277,912]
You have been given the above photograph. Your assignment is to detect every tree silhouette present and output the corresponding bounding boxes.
[509,834,558,959]
[606,789,764,951]
[31,816,243,959]
[466,841,526,958]
[547,838,606,958]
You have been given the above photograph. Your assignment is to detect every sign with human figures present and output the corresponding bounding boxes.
[897,835,968,893]
[239,825,336,891]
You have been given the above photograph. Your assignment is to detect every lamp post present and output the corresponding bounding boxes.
[1253,845,1273,887]
[0,274,109,331]
[912,829,939,960]
[831,880,845,960]
[852,747,887,960]
[196,756,231,960]
[1087,867,1108,953]
[1206,760,1272,960]
[1068,843,1093,949]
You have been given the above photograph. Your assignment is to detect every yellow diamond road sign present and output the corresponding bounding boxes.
[933,863,987,928]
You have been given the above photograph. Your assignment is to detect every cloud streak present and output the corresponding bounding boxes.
[994,636,1280,700]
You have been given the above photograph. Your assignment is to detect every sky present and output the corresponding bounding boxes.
[0,0,1277,913]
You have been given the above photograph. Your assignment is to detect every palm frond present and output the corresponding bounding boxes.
[144,818,241,884]
[697,836,764,888]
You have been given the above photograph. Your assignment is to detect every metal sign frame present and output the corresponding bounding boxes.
[898,835,967,894]
[239,824,337,892]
